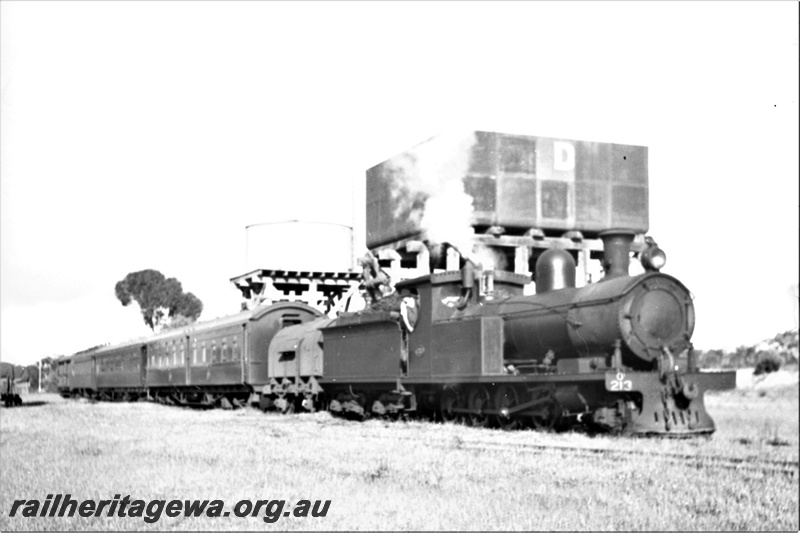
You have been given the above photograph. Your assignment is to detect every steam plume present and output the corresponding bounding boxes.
[386,131,478,264]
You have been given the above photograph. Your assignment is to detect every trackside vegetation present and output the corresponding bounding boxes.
[0,375,797,531]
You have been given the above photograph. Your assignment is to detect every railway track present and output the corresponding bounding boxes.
[342,428,799,478]
[453,439,799,477]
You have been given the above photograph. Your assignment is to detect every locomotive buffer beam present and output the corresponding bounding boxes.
[603,364,714,435]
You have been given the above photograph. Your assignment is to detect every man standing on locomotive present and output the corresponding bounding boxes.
[358,251,392,305]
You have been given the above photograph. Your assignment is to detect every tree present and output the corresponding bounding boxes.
[115,269,203,332]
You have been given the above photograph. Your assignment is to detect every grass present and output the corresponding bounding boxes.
[0,380,797,531]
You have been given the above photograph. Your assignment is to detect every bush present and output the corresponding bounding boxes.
[754,353,782,375]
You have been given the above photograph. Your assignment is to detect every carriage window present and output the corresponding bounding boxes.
[221,340,228,362]
[278,351,296,362]
[280,313,302,328]
[232,339,240,361]
[212,342,220,364]
[202,342,207,364]
[192,340,198,365]
[180,344,185,366]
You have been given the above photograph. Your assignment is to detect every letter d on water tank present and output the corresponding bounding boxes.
[553,141,575,171]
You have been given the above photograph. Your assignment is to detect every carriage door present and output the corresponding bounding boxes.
[240,324,247,384]
[184,335,191,385]
[139,345,147,388]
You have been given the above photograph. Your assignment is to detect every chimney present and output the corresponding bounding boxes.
[599,229,635,280]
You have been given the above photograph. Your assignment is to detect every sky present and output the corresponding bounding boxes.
[1,1,798,366]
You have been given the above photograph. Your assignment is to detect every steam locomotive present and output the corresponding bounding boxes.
[55,228,735,436]
[55,132,737,436]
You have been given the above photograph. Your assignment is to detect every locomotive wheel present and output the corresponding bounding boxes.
[467,386,493,428]
[494,385,521,430]
[440,387,461,423]
[529,396,562,431]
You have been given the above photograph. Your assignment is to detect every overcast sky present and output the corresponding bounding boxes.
[1,1,798,366]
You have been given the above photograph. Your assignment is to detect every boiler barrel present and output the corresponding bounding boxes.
[484,272,694,369]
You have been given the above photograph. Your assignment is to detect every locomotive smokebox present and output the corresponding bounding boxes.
[535,248,576,293]
[600,229,635,279]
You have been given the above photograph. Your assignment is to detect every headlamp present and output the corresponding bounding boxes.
[641,244,667,272]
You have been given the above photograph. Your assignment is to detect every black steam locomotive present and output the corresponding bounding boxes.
[55,132,736,436]
[56,229,734,436]
[265,229,735,435]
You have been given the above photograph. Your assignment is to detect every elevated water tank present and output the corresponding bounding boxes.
[245,221,354,273]
[366,131,649,248]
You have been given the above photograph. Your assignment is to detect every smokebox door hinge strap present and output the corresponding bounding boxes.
[612,340,623,370]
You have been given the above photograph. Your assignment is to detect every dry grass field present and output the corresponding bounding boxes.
[1,370,797,531]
